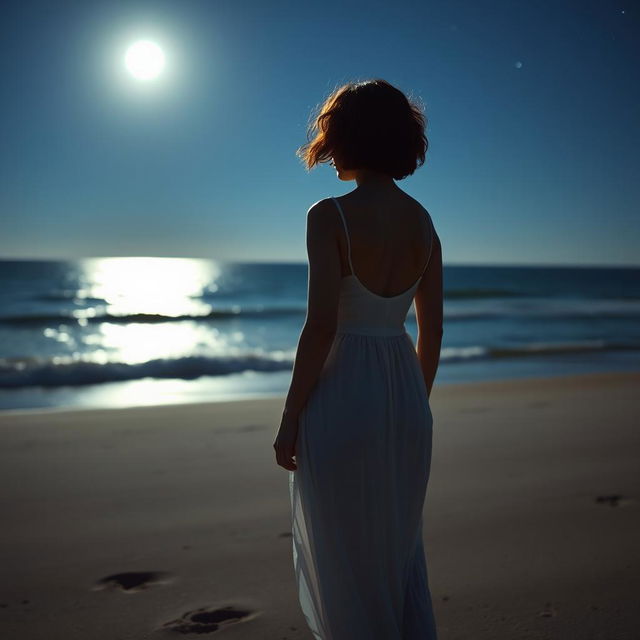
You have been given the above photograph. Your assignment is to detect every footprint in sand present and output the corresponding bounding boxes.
[161,605,257,634]
[537,601,557,617]
[594,494,636,507]
[92,571,173,592]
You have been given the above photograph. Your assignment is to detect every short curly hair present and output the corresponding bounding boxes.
[296,78,428,180]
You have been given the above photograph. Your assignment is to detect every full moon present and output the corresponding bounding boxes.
[124,40,165,80]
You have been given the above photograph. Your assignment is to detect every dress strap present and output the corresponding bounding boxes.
[332,196,434,281]
[331,197,355,274]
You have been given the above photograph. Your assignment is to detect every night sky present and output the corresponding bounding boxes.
[1,0,637,265]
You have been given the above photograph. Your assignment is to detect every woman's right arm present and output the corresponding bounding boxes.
[414,229,444,399]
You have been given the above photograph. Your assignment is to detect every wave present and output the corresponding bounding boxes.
[3,298,640,326]
[446,298,640,321]
[1,339,638,388]
[0,351,295,388]
[444,288,523,299]
[0,306,305,326]
[442,339,640,362]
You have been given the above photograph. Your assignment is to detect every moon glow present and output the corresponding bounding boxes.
[124,40,165,80]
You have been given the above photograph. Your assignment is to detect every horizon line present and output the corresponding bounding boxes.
[0,256,638,269]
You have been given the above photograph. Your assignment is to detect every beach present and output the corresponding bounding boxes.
[1,370,639,639]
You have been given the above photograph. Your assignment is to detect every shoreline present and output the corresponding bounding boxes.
[0,368,637,418]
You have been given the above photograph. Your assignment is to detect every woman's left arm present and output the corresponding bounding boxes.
[273,199,341,470]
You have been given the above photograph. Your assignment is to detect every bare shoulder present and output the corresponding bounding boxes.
[306,198,338,221]
[307,197,338,212]
[399,193,437,252]
[402,191,433,220]
[305,198,339,237]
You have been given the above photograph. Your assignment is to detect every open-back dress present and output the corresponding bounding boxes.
[289,196,438,639]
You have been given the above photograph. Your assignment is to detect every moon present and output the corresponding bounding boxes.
[124,40,165,81]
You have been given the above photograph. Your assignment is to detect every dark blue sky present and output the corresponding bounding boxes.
[1,0,637,265]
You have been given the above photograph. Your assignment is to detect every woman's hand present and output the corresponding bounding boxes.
[273,412,299,471]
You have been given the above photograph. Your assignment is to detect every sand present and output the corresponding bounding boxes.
[1,370,639,640]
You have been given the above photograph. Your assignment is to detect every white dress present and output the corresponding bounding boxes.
[289,196,438,639]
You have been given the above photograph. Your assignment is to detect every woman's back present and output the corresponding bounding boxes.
[330,193,435,337]
[333,188,434,299]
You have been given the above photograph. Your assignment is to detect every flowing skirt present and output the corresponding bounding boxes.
[289,330,438,640]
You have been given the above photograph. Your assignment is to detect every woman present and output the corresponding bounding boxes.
[273,78,443,640]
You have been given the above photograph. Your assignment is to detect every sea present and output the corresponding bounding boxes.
[0,258,638,412]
